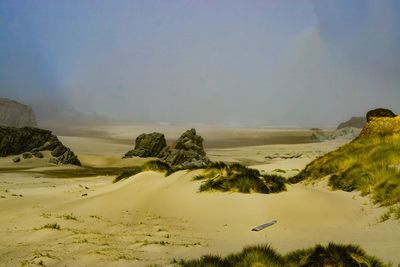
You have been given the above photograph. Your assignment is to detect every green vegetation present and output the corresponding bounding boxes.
[141,160,171,172]
[177,243,386,267]
[58,213,77,221]
[379,205,400,222]
[113,160,189,182]
[113,167,142,183]
[114,160,287,195]
[195,162,286,194]
[289,117,400,209]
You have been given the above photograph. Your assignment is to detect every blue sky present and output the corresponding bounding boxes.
[1,1,399,127]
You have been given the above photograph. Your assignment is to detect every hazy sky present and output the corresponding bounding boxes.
[1,0,399,127]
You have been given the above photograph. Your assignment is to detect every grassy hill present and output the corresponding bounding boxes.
[289,116,400,219]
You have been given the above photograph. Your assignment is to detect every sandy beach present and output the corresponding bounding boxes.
[0,126,399,266]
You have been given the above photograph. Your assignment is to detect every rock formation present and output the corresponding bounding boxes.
[123,132,167,158]
[123,128,210,167]
[311,127,360,142]
[337,117,366,130]
[0,98,37,127]
[159,128,210,167]
[366,108,396,122]
[0,126,81,166]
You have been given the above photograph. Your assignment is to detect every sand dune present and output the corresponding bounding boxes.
[1,169,399,266]
[1,131,399,266]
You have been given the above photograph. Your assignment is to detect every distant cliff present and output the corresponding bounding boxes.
[0,98,37,127]
[336,117,366,129]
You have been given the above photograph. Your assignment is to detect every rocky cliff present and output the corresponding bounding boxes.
[0,98,37,127]
[0,126,81,166]
[337,117,366,129]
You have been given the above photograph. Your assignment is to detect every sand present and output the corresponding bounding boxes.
[0,126,399,266]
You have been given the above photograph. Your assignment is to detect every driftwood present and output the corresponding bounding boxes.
[251,220,277,231]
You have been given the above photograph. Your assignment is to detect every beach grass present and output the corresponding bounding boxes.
[289,117,400,209]
[196,162,286,194]
[177,243,386,267]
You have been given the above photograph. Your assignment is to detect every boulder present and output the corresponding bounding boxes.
[366,108,396,122]
[159,129,210,167]
[0,98,37,127]
[33,151,44,158]
[12,157,20,163]
[337,117,366,129]
[0,126,81,166]
[22,152,32,159]
[123,132,167,158]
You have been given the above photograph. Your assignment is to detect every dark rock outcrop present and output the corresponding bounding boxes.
[159,128,210,167]
[0,126,81,166]
[337,117,366,130]
[0,98,37,127]
[366,108,396,122]
[123,132,167,158]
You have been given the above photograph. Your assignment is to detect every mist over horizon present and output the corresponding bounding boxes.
[1,1,399,128]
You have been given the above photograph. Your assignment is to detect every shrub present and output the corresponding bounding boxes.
[113,167,142,183]
[58,213,77,221]
[41,223,61,230]
[142,160,171,172]
[178,243,386,267]
[197,163,286,194]
[286,243,385,267]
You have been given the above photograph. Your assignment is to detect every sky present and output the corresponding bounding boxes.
[0,0,399,127]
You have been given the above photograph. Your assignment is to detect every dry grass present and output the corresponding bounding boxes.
[290,117,400,209]
[178,243,387,267]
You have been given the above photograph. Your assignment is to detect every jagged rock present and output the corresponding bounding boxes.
[12,157,20,163]
[0,126,81,166]
[51,145,68,157]
[22,152,32,159]
[123,132,167,158]
[56,149,81,165]
[366,108,396,122]
[159,128,210,167]
[337,117,366,129]
[0,98,37,127]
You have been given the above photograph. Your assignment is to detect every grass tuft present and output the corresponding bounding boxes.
[178,243,387,267]
[113,160,287,195]
[58,213,77,221]
[197,162,286,194]
[41,223,61,230]
[113,167,142,183]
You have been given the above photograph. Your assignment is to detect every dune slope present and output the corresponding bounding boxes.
[1,168,399,266]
